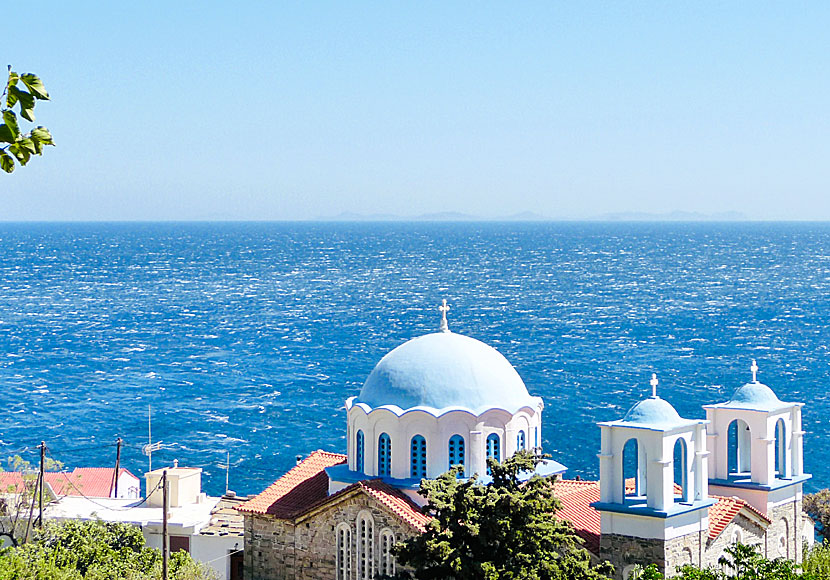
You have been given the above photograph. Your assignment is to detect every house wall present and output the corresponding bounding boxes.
[191,534,243,580]
[244,493,417,580]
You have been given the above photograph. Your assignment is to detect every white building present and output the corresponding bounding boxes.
[45,464,244,580]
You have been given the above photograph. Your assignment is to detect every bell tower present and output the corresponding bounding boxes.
[704,361,810,561]
[593,374,714,577]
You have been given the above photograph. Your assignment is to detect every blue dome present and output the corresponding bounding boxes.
[621,396,686,427]
[718,382,786,411]
[356,332,537,414]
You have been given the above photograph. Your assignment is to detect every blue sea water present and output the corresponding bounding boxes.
[0,222,828,497]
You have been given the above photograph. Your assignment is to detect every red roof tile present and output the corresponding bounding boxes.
[358,479,431,532]
[1,468,137,498]
[47,468,137,498]
[707,495,769,540]
[236,450,347,517]
[554,479,602,554]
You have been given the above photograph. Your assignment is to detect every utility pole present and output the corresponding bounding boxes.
[113,437,122,498]
[162,469,169,580]
[148,405,153,472]
[225,451,230,495]
[38,441,45,529]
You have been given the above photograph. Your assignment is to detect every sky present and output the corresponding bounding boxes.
[2,2,829,221]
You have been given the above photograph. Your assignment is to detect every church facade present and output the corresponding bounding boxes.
[238,306,813,580]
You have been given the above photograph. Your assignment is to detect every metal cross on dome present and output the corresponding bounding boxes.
[751,359,758,383]
[650,373,659,397]
[439,299,450,332]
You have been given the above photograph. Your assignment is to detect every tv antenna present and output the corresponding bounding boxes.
[142,405,163,472]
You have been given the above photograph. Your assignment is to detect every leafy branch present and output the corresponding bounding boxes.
[1,65,54,173]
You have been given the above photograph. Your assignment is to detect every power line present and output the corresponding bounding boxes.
[44,446,163,513]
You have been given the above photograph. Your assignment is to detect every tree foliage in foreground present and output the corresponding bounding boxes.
[805,490,830,543]
[0,519,216,580]
[1,66,54,173]
[628,542,830,580]
[391,450,613,580]
[0,454,64,547]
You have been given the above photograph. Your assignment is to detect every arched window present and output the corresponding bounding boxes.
[534,427,539,449]
[486,433,501,475]
[380,529,396,577]
[775,418,787,478]
[335,523,351,580]
[356,512,374,580]
[517,430,526,451]
[727,419,751,476]
[448,435,465,474]
[356,430,365,473]
[622,438,641,498]
[378,433,391,477]
[673,437,688,502]
[410,435,427,479]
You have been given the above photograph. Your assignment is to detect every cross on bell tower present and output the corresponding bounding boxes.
[751,359,758,383]
[650,373,659,398]
[438,299,451,333]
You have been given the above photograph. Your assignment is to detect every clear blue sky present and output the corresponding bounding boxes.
[3,2,829,220]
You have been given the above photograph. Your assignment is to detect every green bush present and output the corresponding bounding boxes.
[0,519,216,580]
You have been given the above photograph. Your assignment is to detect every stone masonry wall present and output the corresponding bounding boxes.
[245,514,297,580]
[764,498,803,563]
[244,493,418,580]
[600,533,667,580]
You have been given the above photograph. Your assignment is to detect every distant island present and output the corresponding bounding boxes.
[318,210,749,222]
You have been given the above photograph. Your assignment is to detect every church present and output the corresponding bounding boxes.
[237,303,814,580]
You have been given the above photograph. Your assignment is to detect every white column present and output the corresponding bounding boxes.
[792,406,804,476]
[598,427,614,502]
[469,430,484,478]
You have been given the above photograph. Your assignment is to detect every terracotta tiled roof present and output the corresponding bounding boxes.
[236,450,347,517]
[554,479,602,554]
[1,468,137,498]
[0,472,29,494]
[707,495,769,540]
[48,468,138,498]
[358,479,431,532]
[236,451,430,531]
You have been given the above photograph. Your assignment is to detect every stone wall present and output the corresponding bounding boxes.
[600,533,668,580]
[764,498,803,563]
[244,491,418,580]
[244,515,297,580]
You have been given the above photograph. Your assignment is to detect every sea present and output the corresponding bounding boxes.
[0,222,828,497]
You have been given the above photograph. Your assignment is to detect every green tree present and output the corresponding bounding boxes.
[629,544,801,580]
[1,66,54,173]
[0,519,216,579]
[0,454,64,547]
[392,450,613,580]
[805,490,830,542]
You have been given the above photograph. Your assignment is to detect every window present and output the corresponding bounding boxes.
[622,438,641,497]
[534,427,538,449]
[411,435,427,479]
[357,512,374,580]
[380,529,396,576]
[448,434,465,475]
[775,418,787,477]
[356,430,365,473]
[170,535,190,554]
[336,524,351,580]
[517,430,526,451]
[486,433,501,475]
[673,437,688,502]
[378,433,391,477]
